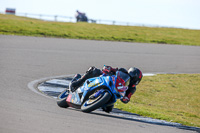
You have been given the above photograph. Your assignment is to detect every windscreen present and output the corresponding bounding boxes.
[115,71,130,92]
[117,71,130,87]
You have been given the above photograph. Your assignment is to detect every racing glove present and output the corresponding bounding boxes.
[102,65,118,75]
[120,92,133,104]
[120,96,130,104]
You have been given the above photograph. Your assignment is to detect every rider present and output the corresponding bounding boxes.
[70,65,143,112]
[75,10,88,22]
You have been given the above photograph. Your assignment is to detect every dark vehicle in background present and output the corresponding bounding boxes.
[76,10,88,22]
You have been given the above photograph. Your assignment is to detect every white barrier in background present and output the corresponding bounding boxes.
[0,11,160,27]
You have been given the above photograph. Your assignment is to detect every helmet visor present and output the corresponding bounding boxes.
[132,78,141,85]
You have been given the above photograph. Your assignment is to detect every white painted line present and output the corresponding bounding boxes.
[143,73,156,76]
[28,77,54,99]
[111,112,181,126]
[38,86,65,93]
[45,79,70,86]
[27,74,74,99]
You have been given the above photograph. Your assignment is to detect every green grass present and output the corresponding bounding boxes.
[115,74,200,127]
[0,14,200,46]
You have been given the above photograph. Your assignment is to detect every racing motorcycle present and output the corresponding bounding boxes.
[57,71,130,113]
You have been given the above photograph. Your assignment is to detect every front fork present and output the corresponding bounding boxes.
[93,89,105,98]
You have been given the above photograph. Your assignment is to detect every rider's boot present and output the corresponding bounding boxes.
[70,67,94,92]
[69,74,81,92]
[102,104,114,113]
[70,77,86,92]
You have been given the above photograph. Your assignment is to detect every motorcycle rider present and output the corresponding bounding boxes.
[75,10,88,22]
[70,65,143,113]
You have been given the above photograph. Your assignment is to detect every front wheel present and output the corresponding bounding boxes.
[81,91,111,113]
[57,89,69,108]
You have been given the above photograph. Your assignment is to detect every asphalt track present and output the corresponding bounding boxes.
[0,35,200,133]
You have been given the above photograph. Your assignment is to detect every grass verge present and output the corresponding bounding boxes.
[115,74,200,127]
[0,14,200,46]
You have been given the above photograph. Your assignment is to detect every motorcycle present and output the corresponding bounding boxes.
[57,71,130,113]
[76,13,88,22]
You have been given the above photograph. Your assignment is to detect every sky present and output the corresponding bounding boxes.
[0,0,200,29]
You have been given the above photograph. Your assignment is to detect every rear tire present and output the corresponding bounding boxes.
[81,91,111,113]
[57,90,69,108]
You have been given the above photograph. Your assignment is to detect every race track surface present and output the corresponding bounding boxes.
[0,35,200,133]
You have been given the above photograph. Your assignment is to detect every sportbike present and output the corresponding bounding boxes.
[57,71,130,113]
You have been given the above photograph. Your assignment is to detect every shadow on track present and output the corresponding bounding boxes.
[61,107,200,132]
[90,110,200,132]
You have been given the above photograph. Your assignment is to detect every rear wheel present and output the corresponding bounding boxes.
[57,89,69,108]
[81,91,111,113]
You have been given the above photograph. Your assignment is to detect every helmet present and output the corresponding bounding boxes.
[118,68,128,74]
[128,67,143,85]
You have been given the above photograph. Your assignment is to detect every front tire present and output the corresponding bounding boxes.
[57,89,69,108]
[81,91,111,113]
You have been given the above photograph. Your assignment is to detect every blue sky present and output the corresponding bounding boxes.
[0,0,200,29]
